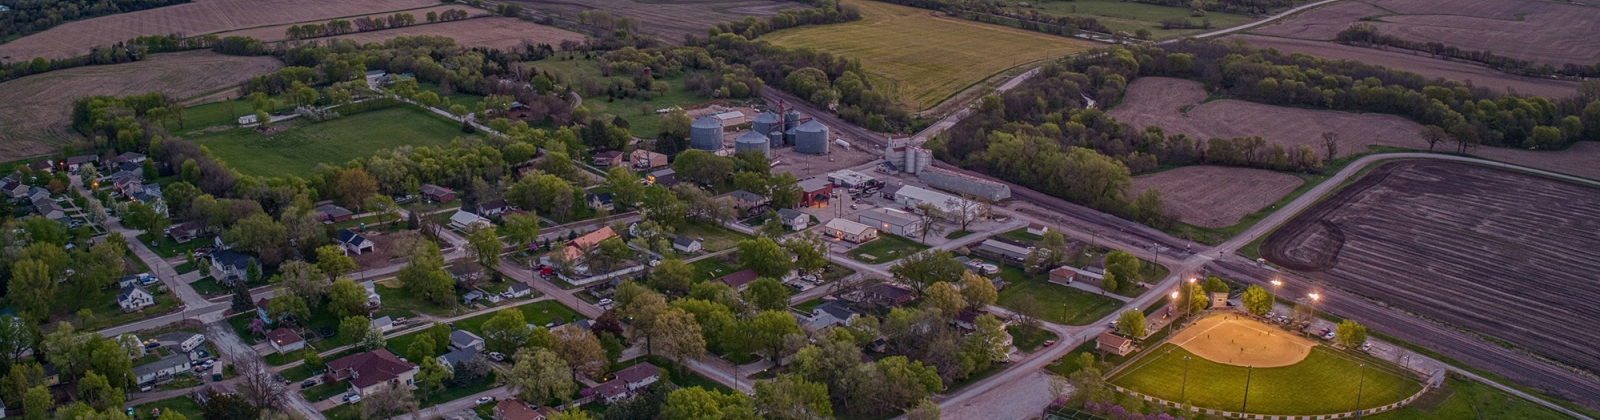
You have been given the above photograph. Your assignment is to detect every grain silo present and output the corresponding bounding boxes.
[690,117,723,151]
[784,110,801,132]
[784,126,797,146]
[794,120,830,155]
[769,130,784,149]
[752,111,780,137]
[734,131,770,158]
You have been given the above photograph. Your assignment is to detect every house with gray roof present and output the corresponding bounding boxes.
[133,353,193,385]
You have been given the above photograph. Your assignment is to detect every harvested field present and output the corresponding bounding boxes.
[320,18,585,50]
[216,6,490,42]
[1109,77,1418,157]
[0,0,439,61]
[1130,166,1303,228]
[508,0,801,43]
[998,0,1255,40]
[1250,1,1387,40]
[1474,141,1600,181]
[0,51,281,161]
[763,0,1094,110]
[1229,35,1580,98]
[1261,160,1600,374]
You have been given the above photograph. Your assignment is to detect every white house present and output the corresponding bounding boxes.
[372,316,396,333]
[450,330,485,351]
[671,235,702,254]
[777,208,809,231]
[117,285,156,311]
[1027,222,1049,236]
[823,218,879,244]
[337,230,376,255]
[596,362,662,404]
[857,208,922,236]
[448,210,491,231]
[267,327,306,353]
[505,282,533,299]
[361,280,382,308]
[132,354,192,385]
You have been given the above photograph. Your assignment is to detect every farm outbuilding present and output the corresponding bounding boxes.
[917,167,1010,201]
[894,186,968,215]
[690,117,723,151]
[713,111,747,126]
[858,208,921,236]
[794,120,830,155]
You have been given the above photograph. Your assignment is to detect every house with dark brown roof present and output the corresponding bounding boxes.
[325,349,419,396]
[420,184,456,202]
[592,150,625,167]
[711,269,760,291]
[267,327,305,353]
[1096,333,1133,356]
[865,283,914,307]
[595,362,661,404]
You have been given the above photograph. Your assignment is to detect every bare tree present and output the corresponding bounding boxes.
[235,357,288,410]
[361,386,420,420]
[1321,132,1339,160]
[1419,125,1449,152]
[944,196,991,233]
[912,202,946,244]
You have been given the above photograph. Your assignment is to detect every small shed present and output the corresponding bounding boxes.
[1096,333,1133,356]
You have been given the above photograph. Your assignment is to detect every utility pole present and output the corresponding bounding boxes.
[1241,366,1254,413]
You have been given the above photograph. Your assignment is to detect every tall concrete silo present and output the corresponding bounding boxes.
[794,120,830,155]
[690,117,723,151]
[734,131,770,158]
[752,112,780,137]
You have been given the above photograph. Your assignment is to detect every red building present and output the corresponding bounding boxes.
[799,178,832,207]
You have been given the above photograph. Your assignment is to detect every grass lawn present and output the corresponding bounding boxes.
[264,348,316,366]
[228,313,262,343]
[524,58,713,138]
[453,300,584,336]
[848,233,929,263]
[675,221,753,253]
[1363,376,1569,420]
[819,263,856,283]
[996,227,1042,243]
[372,280,455,319]
[280,363,317,382]
[636,355,732,394]
[189,102,480,177]
[419,372,498,407]
[999,0,1253,40]
[190,277,228,296]
[1109,344,1421,415]
[762,0,1093,110]
[994,264,1121,325]
[173,261,199,275]
[794,298,825,312]
[322,403,359,420]
[81,291,178,328]
[136,232,209,259]
[689,257,742,282]
[944,230,974,239]
[301,382,350,402]
[1007,324,1057,352]
[133,396,203,420]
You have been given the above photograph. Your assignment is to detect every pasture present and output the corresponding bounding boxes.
[761,0,1093,111]
[507,0,798,43]
[1262,160,1600,375]
[1001,0,1253,40]
[1110,343,1420,415]
[0,0,440,60]
[1129,165,1303,228]
[524,57,709,137]
[1249,0,1600,66]
[0,50,281,162]
[188,102,478,177]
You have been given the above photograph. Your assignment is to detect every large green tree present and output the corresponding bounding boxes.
[466,226,504,270]
[736,237,792,279]
[508,348,575,404]
[326,278,368,319]
[742,278,791,312]
[753,374,832,420]
[889,251,965,295]
[1240,284,1273,316]
[482,308,533,354]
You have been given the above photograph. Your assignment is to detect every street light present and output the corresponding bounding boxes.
[1355,363,1368,418]
[1181,355,1191,401]
[1241,366,1254,413]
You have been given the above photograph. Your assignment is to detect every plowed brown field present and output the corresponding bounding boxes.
[216,6,490,42]
[0,51,281,161]
[1251,0,1600,66]
[1261,160,1600,374]
[0,0,438,60]
[1251,1,1387,40]
[1129,166,1303,228]
[508,0,800,43]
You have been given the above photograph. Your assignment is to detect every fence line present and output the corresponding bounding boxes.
[1106,383,1431,420]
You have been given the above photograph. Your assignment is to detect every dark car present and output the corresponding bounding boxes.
[302,380,317,389]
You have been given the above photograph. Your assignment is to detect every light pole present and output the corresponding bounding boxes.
[1181,355,1191,401]
[1269,279,1282,308]
[1355,363,1367,418]
[1241,365,1254,413]
[1308,292,1321,320]
[1185,277,1197,323]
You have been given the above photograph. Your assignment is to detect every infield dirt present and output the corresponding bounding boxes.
[1262,160,1600,375]
[1169,315,1315,368]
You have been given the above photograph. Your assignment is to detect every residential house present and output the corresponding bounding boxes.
[591,151,625,167]
[801,300,858,333]
[337,229,376,255]
[975,238,1032,264]
[505,282,533,298]
[798,178,833,207]
[117,285,156,311]
[494,399,559,420]
[585,192,614,211]
[421,184,457,202]
[478,199,512,217]
[776,208,809,231]
[1049,266,1105,290]
[325,350,420,396]
[372,316,395,333]
[25,187,49,203]
[671,236,701,254]
[954,310,989,330]
[717,190,769,217]
[711,269,760,291]
[361,280,382,308]
[448,210,491,231]
[450,330,485,351]
[267,328,305,353]
[596,362,662,404]
[27,160,53,174]
[132,354,192,385]
[447,262,486,285]
[255,299,276,324]
[822,218,878,244]
[1096,333,1134,356]
[107,151,146,167]
[647,168,679,187]
[64,155,98,172]
[561,226,618,263]
[436,347,479,374]
[864,283,914,307]
[209,250,256,285]
[166,221,205,243]
[1,180,27,200]
[31,198,68,224]
[316,204,355,223]
[631,150,668,169]
[857,208,920,236]
[1026,222,1049,236]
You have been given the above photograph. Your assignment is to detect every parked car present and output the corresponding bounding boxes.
[1359,342,1373,352]
[345,394,362,403]
[488,352,505,362]
[1322,331,1336,341]
[1042,340,1057,348]
[597,298,614,306]
[302,380,317,389]
[475,397,494,405]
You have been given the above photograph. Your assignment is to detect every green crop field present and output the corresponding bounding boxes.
[1110,344,1422,415]
[188,102,478,177]
[1001,0,1254,40]
[761,0,1093,111]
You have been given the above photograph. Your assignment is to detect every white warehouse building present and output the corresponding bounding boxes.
[894,186,969,215]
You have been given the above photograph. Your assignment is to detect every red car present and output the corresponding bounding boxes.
[1042,340,1057,347]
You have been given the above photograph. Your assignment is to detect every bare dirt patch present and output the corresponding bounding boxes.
[0,0,439,61]
[1169,314,1316,367]
[0,51,282,161]
[1261,160,1600,374]
[1251,1,1388,40]
[1130,166,1303,228]
[217,6,491,43]
[1109,77,1419,157]
[509,0,803,43]
[1228,35,1580,98]
[320,17,585,50]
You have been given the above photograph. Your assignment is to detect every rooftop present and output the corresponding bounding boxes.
[712,269,760,290]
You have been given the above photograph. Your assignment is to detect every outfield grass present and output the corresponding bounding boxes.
[993,263,1121,326]
[1000,0,1253,40]
[1110,344,1421,415]
[848,233,929,263]
[1363,376,1569,420]
[762,0,1093,110]
[190,102,479,177]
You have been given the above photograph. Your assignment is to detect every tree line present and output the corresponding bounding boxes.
[707,0,862,39]
[0,0,189,40]
[1336,23,1600,79]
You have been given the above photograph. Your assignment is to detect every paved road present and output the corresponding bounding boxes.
[1180,0,1343,40]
